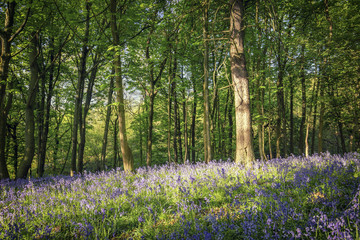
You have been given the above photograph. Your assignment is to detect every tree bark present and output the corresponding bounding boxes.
[0,2,17,180]
[70,1,90,175]
[172,80,178,163]
[299,44,306,154]
[183,89,189,163]
[17,32,39,179]
[203,1,212,163]
[101,70,114,169]
[230,0,255,167]
[37,37,56,178]
[190,80,197,163]
[78,56,98,173]
[110,0,134,172]
[311,78,320,154]
[289,76,294,154]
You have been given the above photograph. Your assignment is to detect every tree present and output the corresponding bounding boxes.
[0,2,30,180]
[230,0,255,166]
[202,0,212,164]
[110,0,134,172]
[17,32,39,179]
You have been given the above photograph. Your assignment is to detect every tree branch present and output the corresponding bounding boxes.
[9,3,32,43]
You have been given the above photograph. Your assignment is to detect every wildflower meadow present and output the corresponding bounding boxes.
[1,152,359,239]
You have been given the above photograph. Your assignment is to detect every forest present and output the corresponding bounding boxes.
[0,0,359,180]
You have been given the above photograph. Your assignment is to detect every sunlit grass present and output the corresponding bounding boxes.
[1,152,359,239]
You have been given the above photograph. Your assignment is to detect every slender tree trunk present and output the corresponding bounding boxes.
[167,51,173,163]
[10,123,18,177]
[177,100,183,163]
[228,88,234,158]
[203,0,212,163]
[78,59,97,173]
[113,118,119,169]
[17,32,39,179]
[289,77,294,154]
[146,92,155,167]
[37,69,45,177]
[52,95,62,174]
[110,0,134,172]
[311,78,320,154]
[299,44,306,154]
[190,80,197,163]
[256,61,267,160]
[173,81,178,163]
[37,39,56,178]
[139,104,144,165]
[70,1,90,176]
[101,71,114,169]
[276,67,286,158]
[318,0,333,153]
[183,90,189,163]
[230,0,255,167]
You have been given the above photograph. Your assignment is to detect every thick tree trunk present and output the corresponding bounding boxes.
[17,32,39,179]
[203,1,212,163]
[230,0,255,167]
[0,2,17,180]
[110,0,134,172]
[101,71,114,169]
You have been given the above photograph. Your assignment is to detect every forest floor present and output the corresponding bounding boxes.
[1,152,360,239]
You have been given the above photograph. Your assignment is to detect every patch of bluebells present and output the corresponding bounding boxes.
[0,152,359,239]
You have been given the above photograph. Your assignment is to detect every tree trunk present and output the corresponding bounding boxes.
[37,38,56,178]
[177,97,183,163]
[10,123,18,177]
[311,78,320,154]
[228,88,234,158]
[276,68,286,157]
[230,0,255,167]
[183,89,189,163]
[299,44,306,154]
[113,118,119,169]
[78,57,97,173]
[17,32,39,179]
[110,0,134,172]
[101,70,114,169]
[167,51,173,163]
[289,76,294,154]
[146,92,155,167]
[0,2,17,180]
[70,1,90,176]
[203,0,212,164]
[173,81,178,163]
[190,80,197,163]
[318,79,325,153]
